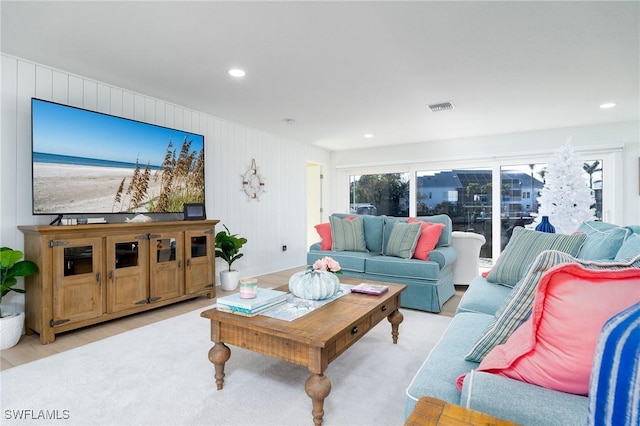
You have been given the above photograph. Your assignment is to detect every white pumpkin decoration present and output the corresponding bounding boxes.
[288,270,340,300]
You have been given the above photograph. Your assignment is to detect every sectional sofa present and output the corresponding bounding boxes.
[307,213,457,313]
[405,221,640,425]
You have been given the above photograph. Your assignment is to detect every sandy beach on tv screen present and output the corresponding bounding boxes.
[33,163,163,214]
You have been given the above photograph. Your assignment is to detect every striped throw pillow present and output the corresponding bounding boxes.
[329,216,367,252]
[589,302,640,426]
[465,251,640,363]
[384,222,422,259]
[486,227,587,287]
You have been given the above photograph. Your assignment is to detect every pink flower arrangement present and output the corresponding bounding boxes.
[312,256,342,274]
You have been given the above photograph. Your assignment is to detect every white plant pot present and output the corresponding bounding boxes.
[220,270,240,291]
[0,312,25,350]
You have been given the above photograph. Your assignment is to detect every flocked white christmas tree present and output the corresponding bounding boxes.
[532,140,597,234]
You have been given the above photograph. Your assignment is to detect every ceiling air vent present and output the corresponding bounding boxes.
[427,101,455,112]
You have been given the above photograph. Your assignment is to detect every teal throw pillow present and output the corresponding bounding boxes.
[577,221,630,260]
[486,227,587,287]
[615,233,640,261]
[329,216,367,252]
[384,222,422,259]
[466,251,640,363]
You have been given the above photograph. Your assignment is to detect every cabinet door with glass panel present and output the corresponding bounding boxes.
[184,228,215,297]
[149,231,184,302]
[51,236,103,325]
[105,234,150,313]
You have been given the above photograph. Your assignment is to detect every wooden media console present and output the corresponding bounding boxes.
[19,220,218,344]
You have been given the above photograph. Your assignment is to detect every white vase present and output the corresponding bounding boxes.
[220,270,240,291]
[288,270,340,300]
[0,312,25,350]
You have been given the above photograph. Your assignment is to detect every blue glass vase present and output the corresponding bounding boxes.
[535,216,556,233]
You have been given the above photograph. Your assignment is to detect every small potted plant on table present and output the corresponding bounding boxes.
[1,247,39,350]
[215,225,247,291]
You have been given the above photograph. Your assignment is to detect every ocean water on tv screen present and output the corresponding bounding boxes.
[33,152,162,170]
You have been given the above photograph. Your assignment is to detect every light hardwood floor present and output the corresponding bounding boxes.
[0,266,463,371]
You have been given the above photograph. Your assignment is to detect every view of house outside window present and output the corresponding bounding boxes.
[499,164,547,251]
[416,161,602,261]
[349,173,410,217]
[416,168,494,258]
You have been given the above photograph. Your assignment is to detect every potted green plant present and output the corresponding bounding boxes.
[1,247,39,350]
[215,225,247,291]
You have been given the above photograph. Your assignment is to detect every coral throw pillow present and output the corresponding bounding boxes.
[315,216,355,250]
[314,223,333,250]
[408,218,445,261]
[457,263,640,395]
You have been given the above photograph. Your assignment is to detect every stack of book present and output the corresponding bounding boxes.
[216,288,288,317]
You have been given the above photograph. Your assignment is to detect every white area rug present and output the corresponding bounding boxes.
[0,306,451,426]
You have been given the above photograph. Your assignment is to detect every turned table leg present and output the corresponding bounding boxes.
[305,373,332,426]
[387,309,404,344]
[208,342,231,390]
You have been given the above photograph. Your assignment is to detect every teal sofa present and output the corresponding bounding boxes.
[405,221,640,425]
[307,213,457,313]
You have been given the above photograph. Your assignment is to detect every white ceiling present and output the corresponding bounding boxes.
[2,1,638,151]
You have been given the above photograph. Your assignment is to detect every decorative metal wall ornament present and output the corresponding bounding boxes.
[242,159,266,200]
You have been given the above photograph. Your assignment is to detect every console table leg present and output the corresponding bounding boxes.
[305,373,331,426]
[387,309,404,344]
[208,342,231,390]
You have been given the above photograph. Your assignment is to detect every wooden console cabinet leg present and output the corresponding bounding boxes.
[387,309,404,344]
[305,373,331,426]
[36,327,55,344]
[208,342,231,390]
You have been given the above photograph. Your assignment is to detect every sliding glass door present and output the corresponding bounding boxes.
[416,168,493,259]
[342,151,608,264]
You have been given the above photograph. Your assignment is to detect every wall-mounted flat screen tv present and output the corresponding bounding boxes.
[31,98,205,216]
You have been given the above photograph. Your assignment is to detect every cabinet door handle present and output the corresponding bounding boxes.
[186,259,191,267]
[108,270,114,282]
[96,272,101,285]
[178,260,182,268]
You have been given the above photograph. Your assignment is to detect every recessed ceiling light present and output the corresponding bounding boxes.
[600,102,616,109]
[364,134,374,138]
[228,68,246,78]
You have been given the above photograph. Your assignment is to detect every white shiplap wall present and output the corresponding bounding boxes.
[0,54,330,310]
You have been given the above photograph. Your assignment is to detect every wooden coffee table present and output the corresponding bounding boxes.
[201,278,406,425]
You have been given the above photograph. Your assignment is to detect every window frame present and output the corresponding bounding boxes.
[336,145,623,262]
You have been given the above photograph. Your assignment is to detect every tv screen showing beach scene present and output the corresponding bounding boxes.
[31,98,205,215]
